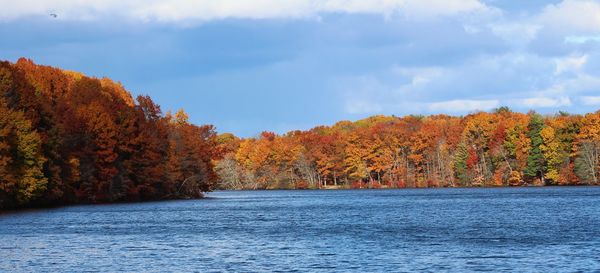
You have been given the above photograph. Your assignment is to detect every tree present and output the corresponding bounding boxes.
[524,113,545,185]
[0,100,47,207]
[575,140,599,184]
[461,112,497,185]
[8,57,600,207]
[215,153,243,190]
[344,129,371,185]
[575,112,600,185]
[453,143,469,186]
[540,126,563,183]
[0,59,219,208]
[167,112,218,197]
[12,109,48,205]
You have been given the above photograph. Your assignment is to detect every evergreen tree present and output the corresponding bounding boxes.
[524,113,546,184]
[453,143,468,186]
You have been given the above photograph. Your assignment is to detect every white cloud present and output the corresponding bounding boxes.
[6,0,600,118]
[390,66,444,88]
[344,100,384,114]
[565,35,600,44]
[580,96,600,106]
[385,0,491,19]
[133,0,314,22]
[516,96,572,108]
[316,0,489,17]
[535,71,600,98]
[554,54,587,75]
[483,1,600,50]
[0,0,492,22]
[490,22,541,47]
[427,99,499,112]
[537,0,600,34]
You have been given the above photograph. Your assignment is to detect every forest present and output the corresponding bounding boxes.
[0,59,218,209]
[216,109,600,190]
[2,59,600,209]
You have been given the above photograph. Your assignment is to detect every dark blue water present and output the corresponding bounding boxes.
[1,187,600,272]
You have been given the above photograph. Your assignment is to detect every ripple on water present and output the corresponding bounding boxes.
[1,187,600,272]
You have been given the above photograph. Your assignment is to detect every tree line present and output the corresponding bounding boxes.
[0,59,218,209]
[215,109,600,190]
[3,59,600,208]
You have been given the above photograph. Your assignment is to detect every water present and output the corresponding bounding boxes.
[1,187,600,272]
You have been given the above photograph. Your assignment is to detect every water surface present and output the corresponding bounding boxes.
[1,187,600,272]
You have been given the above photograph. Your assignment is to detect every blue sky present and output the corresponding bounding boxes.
[1,0,600,137]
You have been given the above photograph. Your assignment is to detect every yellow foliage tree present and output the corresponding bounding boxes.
[540,126,562,182]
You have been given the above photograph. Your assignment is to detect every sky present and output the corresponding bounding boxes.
[1,0,600,137]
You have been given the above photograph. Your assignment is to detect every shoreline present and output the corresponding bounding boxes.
[215,183,599,191]
[2,185,598,212]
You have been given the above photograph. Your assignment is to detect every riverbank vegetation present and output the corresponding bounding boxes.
[215,107,600,191]
[0,59,218,209]
[2,59,600,208]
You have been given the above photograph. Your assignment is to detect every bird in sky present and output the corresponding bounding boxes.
[50,13,57,18]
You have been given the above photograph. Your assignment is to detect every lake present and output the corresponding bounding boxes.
[1,187,600,272]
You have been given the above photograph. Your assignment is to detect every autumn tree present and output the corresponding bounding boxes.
[6,58,600,208]
[540,126,563,183]
[167,109,218,197]
[0,99,47,208]
[0,59,219,208]
[575,112,600,185]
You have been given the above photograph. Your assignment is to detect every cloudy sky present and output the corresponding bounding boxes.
[2,0,600,136]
